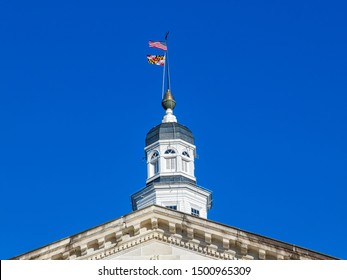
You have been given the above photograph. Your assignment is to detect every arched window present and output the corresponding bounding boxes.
[182,151,190,173]
[150,151,159,175]
[164,149,176,171]
[165,149,176,155]
[182,151,190,158]
[151,151,159,160]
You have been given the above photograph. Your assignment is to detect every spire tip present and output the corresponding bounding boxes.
[161,89,176,111]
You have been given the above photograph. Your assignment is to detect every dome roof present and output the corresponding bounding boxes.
[145,122,194,146]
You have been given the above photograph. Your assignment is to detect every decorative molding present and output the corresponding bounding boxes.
[12,205,337,260]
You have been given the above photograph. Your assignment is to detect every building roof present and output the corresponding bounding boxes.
[145,122,194,146]
[11,205,338,260]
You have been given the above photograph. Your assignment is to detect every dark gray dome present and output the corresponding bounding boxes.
[145,122,194,146]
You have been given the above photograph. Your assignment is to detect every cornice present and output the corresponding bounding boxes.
[12,205,337,260]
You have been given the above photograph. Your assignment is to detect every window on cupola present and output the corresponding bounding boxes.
[150,151,159,175]
[182,151,190,173]
[165,149,176,155]
[182,151,190,157]
[182,160,188,172]
[164,149,176,171]
[153,161,159,174]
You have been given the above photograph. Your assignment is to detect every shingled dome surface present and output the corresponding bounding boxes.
[146,122,194,146]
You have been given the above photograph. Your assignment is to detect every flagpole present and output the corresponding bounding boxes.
[165,32,171,91]
[166,51,171,90]
[161,54,166,98]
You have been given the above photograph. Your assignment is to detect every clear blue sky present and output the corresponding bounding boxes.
[0,0,346,260]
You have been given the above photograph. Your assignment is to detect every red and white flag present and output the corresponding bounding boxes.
[148,40,167,51]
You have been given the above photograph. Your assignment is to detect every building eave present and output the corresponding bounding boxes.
[11,205,338,260]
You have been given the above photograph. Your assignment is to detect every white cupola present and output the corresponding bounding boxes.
[131,89,212,218]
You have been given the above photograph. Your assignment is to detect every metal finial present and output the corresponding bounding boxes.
[161,89,176,110]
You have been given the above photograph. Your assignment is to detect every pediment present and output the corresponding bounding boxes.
[13,205,336,260]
